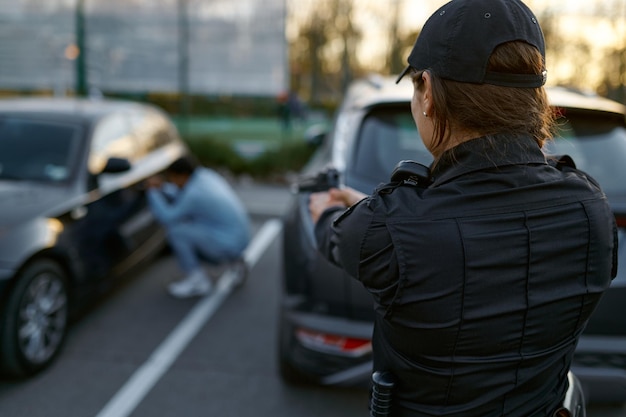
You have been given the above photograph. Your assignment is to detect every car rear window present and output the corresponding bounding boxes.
[351,105,432,186]
[0,117,82,183]
[349,105,626,197]
[544,109,626,195]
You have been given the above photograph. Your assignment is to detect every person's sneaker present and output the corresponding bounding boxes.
[168,270,212,298]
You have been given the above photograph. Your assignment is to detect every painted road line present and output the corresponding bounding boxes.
[95,219,283,417]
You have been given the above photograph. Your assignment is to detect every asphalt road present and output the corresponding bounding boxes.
[0,181,624,417]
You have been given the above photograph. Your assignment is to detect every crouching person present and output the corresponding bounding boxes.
[145,155,251,298]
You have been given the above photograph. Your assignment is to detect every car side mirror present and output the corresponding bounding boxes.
[304,124,328,148]
[102,157,131,174]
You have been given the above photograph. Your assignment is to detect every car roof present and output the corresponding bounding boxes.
[344,75,626,116]
[0,97,154,123]
[342,75,414,109]
[547,86,626,115]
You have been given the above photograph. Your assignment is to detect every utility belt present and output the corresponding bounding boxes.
[369,371,395,417]
[368,371,584,417]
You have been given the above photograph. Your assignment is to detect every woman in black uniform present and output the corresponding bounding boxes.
[309,0,617,415]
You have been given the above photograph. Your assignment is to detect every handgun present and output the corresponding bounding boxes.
[295,168,340,193]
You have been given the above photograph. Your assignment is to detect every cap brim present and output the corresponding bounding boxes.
[395,65,411,84]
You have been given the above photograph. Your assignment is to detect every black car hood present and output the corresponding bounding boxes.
[0,181,78,227]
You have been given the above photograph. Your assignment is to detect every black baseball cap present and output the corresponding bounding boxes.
[396,0,547,88]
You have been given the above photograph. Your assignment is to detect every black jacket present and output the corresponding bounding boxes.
[315,135,617,417]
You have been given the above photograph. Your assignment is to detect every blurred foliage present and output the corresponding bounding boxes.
[101,88,331,181]
[173,113,327,181]
[287,1,626,105]
[105,93,330,181]
[107,92,286,118]
[183,132,317,182]
[537,5,626,103]
[249,140,319,178]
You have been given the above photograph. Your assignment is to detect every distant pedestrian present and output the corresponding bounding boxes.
[287,90,306,123]
[277,91,292,133]
[277,90,306,137]
[145,155,251,298]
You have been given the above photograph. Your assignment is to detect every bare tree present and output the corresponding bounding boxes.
[540,2,626,102]
[598,0,626,103]
[336,0,360,93]
[386,0,404,76]
[297,5,329,105]
[288,0,361,105]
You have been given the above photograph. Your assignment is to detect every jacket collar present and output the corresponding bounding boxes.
[430,134,547,186]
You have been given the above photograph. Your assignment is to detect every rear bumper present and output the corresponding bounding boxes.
[572,335,626,404]
[280,302,626,404]
[280,300,373,387]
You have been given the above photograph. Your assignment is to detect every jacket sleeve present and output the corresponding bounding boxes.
[314,195,399,302]
[146,185,193,225]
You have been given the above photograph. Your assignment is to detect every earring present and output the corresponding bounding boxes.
[423,111,428,117]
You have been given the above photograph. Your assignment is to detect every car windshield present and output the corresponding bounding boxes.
[350,105,432,187]
[544,109,626,196]
[0,117,82,183]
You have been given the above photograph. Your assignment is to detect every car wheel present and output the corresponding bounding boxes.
[0,260,69,377]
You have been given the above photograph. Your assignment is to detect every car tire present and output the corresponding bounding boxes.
[0,260,69,378]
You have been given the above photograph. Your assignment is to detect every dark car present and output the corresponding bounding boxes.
[278,76,626,404]
[0,97,188,377]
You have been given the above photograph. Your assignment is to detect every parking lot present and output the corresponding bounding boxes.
[0,181,621,416]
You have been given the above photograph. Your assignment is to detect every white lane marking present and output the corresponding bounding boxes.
[95,219,283,417]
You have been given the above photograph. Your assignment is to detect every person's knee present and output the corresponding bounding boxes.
[165,225,195,251]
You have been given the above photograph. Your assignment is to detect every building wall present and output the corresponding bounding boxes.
[0,0,288,96]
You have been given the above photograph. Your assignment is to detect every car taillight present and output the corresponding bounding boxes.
[615,215,626,228]
[295,327,372,357]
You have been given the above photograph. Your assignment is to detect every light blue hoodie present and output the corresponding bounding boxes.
[147,167,251,258]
